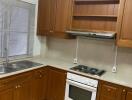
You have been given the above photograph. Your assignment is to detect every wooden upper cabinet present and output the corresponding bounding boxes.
[52,0,73,37]
[37,0,74,38]
[37,0,51,35]
[72,0,119,33]
[117,0,132,48]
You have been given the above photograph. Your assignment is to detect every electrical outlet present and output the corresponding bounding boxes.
[112,66,117,73]
[74,58,78,64]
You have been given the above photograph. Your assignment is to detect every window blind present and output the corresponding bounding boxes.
[0,0,36,60]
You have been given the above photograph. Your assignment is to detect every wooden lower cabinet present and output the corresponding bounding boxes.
[13,79,32,100]
[121,88,132,100]
[13,71,34,100]
[0,88,14,100]
[98,81,132,100]
[0,67,48,100]
[0,67,66,100]
[47,67,67,100]
[126,91,132,100]
[98,81,122,100]
[32,68,48,100]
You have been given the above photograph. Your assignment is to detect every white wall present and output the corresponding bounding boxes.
[41,37,132,72]
[33,0,41,56]
[31,0,47,56]
[20,0,37,4]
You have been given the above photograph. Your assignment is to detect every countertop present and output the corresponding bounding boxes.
[0,56,132,89]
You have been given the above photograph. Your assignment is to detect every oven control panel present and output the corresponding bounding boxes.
[67,73,98,88]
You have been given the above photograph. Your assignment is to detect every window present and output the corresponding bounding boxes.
[0,0,35,60]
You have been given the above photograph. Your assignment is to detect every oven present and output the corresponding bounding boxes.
[65,73,98,100]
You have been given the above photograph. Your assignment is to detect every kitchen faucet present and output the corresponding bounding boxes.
[3,47,9,67]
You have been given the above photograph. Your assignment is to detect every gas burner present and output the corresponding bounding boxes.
[71,65,106,76]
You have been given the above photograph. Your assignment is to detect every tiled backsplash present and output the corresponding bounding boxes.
[40,37,132,71]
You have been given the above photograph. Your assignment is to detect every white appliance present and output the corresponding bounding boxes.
[65,73,98,100]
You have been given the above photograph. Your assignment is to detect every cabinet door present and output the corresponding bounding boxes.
[0,88,14,100]
[117,0,132,48]
[14,80,32,100]
[13,73,33,100]
[49,0,74,38]
[32,68,48,100]
[126,91,132,100]
[99,81,122,100]
[37,0,51,35]
[47,67,67,100]
[53,0,73,37]
[0,74,18,100]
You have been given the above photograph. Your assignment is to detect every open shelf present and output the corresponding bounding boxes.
[72,16,117,32]
[71,0,119,32]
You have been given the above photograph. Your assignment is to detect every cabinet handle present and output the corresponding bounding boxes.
[122,89,127,95]
[122,89,127,100]
[15,86,18,89]
[39,74,42,78]
[123,89,126,93]
[50,30,53,33]
[107,88,111,92]
[18,85,21,88]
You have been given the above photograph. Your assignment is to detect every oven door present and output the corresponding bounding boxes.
[65,79,97,100]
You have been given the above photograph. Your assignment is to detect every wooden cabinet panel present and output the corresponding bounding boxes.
[99,81,122,100]
[126,91,132,100]
[101,84,117,98]
[0,88,14,100]
[120,0,132,39]
[37,0,51,35]
[54,0,73,33]
[32,68,48,100]
[47,67,67,100]
[13,72,33,100]
[117,0,132,47]
[37,0,73,38]
[14,80,32,100]
[0,67,66,100]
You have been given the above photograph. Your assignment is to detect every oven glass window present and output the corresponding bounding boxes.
[69,85,92,100]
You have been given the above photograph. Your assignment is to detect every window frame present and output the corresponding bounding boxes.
[0,0,36,62]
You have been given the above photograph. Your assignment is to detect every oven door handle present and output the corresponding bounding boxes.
[67,79,97,92]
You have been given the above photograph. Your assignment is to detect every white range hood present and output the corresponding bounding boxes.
[66,30,116,39]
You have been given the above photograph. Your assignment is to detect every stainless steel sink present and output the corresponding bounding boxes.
[0,60,43,74]
[0,67,16,74]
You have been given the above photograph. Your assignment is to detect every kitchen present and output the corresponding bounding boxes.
[0,0,132,100]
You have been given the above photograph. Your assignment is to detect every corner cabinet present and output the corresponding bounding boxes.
[117,0,132,48]
[37,0,74,38]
